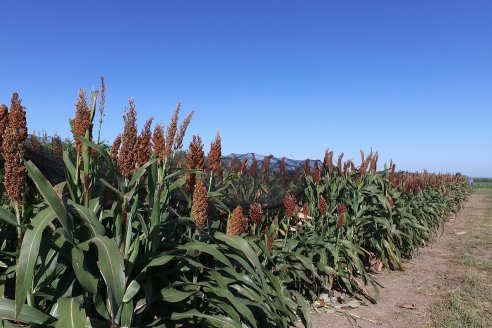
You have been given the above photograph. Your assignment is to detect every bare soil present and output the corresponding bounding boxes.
[310,190,492,328]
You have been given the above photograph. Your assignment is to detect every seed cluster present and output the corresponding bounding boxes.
[2,93,28,204]
[118,99,138,177]
[192,179,208,228]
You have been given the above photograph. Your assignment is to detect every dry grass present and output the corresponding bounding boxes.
[429,190,492,328]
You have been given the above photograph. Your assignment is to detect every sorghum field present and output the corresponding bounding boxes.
[0,84,470,327]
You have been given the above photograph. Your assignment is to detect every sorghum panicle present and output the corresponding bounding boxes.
[208,132,222,173]
[192,179,208,228]
[30,134,41,152]
[164,103,180,158]
[313,165,321,184]
[99,76,106,120]
[0,104,8,154]
[240,157,248,174]
[318,197,328,214]
[304,159,310,175]
[249,202,263,224]
[3,93,28,204]
[249,155,258,176]
[174,110,194,151]
[262,155,272,173]
[230,154,241,173]
[337,203,346,228]
[323,150,334,174]
[265,226,274,253]
[72,89,92,155]
[110,134,122,163]
[279,157,286,175]
[283,193,296,218]
[136,118,154,167]
[185,135,205,191]
[152,124,165,163]
[302,203,309,218]
[337,153,344,173]
[52,136,63,157]
[118,99,138,177]
[370,152,379,172]
[227,206,247,235]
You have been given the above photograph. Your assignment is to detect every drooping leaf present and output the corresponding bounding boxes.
[26,161,72,242]
[15,208,55,318]
[55,298,86,328]
[0,297,53,325]
[89,236,126,322]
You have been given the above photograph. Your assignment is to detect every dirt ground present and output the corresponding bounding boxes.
[310,190,492,328]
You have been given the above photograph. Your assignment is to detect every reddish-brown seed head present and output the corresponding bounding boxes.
[192,179,208,228]
[283,193,296,218]
[0,104,8,155]
[152,124,165,163]
[337,203,346,228]
[318,197,328,214]
[279,157,286,175]
[136,117,154,167]
[52,136,63,157]
[240,157,248,174]
[174,110,194,151]
[304,159,311,175]
[337,153,344,173]
[230,154,241,173]
[110,134,121,162]
[72,89,92,155]
[227,206,247,235]
[249,154,258,176]
[249,202,263,224]
[3,93,28,204]
[302,203,309,218]
[185,134,205,191]
[30,134,41,152]
[262,155,272,173]
[208,131,222,173]
[164,103,181,158]
[313,165,321,184]
[118,99,138,177]
[323,150,334,174]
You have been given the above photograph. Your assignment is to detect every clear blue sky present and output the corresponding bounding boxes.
[1,1,491,177]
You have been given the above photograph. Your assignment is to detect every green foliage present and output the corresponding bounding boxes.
[0,86,471,327]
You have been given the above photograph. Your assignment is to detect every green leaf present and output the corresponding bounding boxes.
[15,208,55,318]
[0,297,53,325]
[122,280,141,303]
[68,200,105,237]
[62,150,77,184]
[26,161,72,242]
[90,236,126,321]
[129,159,156,187]
[291,291,312,328]
[0,208,17,226]
[55,298,86,328]
[71,247,98,294]
[203,285,257,327]
[178,242,233,269]
[161,287,196,303]
[171,309,242,328]
[214,232,265,285]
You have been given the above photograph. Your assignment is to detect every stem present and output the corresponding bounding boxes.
[15,204,22,251]
[208,172,214,193]
[282,217,290,251]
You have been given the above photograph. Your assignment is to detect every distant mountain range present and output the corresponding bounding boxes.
[223,153,320,172]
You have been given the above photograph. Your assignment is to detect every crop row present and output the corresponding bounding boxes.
[0,84,469,327]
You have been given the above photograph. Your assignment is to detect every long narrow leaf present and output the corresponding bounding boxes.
[15,208,55,318]
[26,161,71,242]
